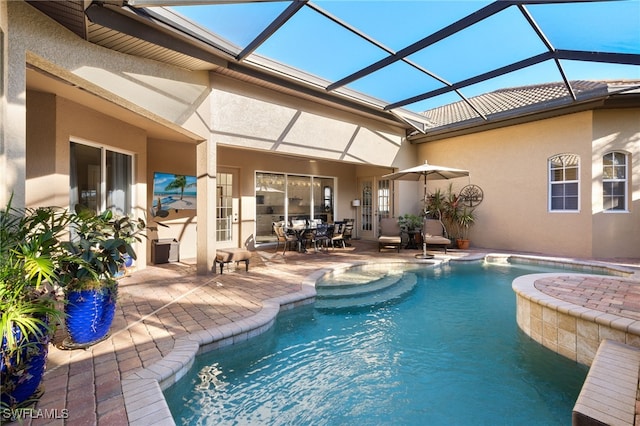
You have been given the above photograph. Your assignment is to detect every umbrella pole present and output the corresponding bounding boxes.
[416,174,434,259]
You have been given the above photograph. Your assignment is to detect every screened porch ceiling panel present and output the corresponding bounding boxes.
[27,0,640,135]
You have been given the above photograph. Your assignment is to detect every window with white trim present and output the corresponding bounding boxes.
[603,151,628,212]
[70,141,133,216]
[549,154,579,212]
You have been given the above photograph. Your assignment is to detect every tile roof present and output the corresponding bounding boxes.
[421,80,640,131]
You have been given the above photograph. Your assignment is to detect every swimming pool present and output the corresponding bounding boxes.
[164,261,590,425]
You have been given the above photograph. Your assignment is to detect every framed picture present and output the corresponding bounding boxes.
[152,172,196,211]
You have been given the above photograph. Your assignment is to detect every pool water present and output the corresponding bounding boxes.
[164,261,589,425]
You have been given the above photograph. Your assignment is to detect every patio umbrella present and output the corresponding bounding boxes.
[382,161,470,259]
[383,161,470,201]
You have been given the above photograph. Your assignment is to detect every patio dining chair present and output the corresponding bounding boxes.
[342,218,354,246]
[330,221,346,249]
[273,222,299,255]
[313,223,331,252]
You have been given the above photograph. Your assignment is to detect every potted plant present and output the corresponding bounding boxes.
[456,207,476,249]
[425,186,457,244]
[1,201,71,409]
[398,214,424,249]
[58,206,145,348]
[398,214,423,232]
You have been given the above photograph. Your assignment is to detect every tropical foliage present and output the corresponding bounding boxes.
[398,214,423,231]
[0,200,73,407]
[58,205,146,293]
[1,199,147,405]
[424,183,476,240]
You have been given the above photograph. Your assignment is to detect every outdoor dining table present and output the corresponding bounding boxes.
[287,225,317,253]
[285,224,335,253]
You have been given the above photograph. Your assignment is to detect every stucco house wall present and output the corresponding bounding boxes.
[210,74,407,167]
[3,1,637,265]
[417,109,639,259]
[6,1,411,269]
[591,108,640,258]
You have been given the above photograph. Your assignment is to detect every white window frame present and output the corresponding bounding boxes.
[602,151,629,213]
[548,153,580,213]
[70,139,136,215]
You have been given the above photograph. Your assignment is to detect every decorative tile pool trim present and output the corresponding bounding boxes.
[122,254,636,425]
[512,273,640,366]
[122,273,319,426]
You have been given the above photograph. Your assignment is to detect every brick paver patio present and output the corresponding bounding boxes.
[4,240,639,425]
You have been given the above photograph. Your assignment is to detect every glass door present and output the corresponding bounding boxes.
[216,168,239,248]
[357,177,392,240]
[255,172,335,243]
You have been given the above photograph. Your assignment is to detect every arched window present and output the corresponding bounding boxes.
[603,151,628,212]
[548,154,579,212]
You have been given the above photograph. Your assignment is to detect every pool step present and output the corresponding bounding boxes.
[315,272,417,310]
[316,271,406,298]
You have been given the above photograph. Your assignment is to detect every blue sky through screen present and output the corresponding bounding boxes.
[171,1,640,113]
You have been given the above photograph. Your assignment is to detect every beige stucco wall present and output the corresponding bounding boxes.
[8,2,211,136]
[146,142,392,258]
[25,91,149,263]
[147,139,198,260]
[591,108,640,258]
[417,109,640,258]
[210,74,407,168]
[0,0,8,208]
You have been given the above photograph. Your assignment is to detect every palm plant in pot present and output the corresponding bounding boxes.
[58,206,145,348]
[456,207,476,250]
[1,201,71,409]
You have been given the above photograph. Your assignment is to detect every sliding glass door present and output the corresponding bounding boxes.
[255,172,335,243]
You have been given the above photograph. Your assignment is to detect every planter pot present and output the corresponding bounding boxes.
[456,239,470,250]
[1,325,49,408]
[115,254,134,278]
[64,286,116,348]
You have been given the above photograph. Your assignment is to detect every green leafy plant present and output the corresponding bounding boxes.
[457,207,476,240]
[398,214,423,231]
[58,206,146,293]
[0,199,73,406]
[424,183,476,241]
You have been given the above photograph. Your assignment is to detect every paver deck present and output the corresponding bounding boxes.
[5,240,639,425]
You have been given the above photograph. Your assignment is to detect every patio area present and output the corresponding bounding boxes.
[6,240,640,425]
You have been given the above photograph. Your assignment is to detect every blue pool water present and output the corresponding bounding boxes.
[164,261,590,425]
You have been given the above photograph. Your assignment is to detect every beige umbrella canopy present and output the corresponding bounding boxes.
[382,161,470,201]
[383,161,470,259]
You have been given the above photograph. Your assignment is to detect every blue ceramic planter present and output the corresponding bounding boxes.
[1,325,49,407]
[65,287,116,346]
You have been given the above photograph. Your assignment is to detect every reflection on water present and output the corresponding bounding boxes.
[164,262,589,426]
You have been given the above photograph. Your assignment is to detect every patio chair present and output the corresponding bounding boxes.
[342,218,354,246]
[422,218,451,254]
[273,222,299,255]
[378,218,402,252]
[330,221,346,249]
[313,222,331,252]
[300,221,318,250]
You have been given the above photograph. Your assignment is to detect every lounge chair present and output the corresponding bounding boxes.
[422,218,451,254]
[378,218,402,252]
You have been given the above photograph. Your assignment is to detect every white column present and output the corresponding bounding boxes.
[196,137,217,275]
